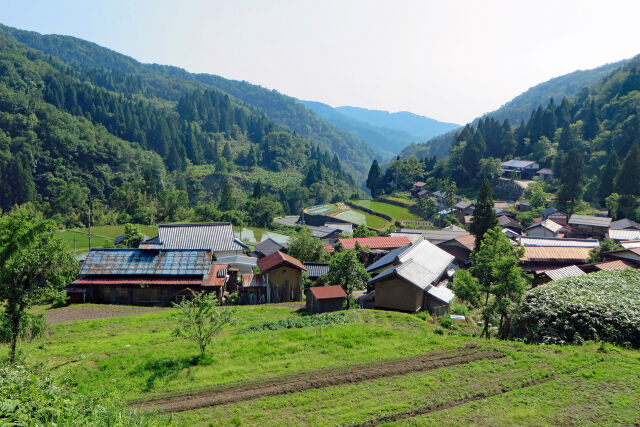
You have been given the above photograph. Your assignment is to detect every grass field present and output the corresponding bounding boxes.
[352,200,421,221]
[56,224,159,255]
[12,304,640,425]
[335,209,390,229]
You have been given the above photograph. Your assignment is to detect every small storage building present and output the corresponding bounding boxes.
[306,285,347,314]
[257,251,306,303]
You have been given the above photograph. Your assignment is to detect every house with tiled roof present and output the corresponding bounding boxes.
[526,219,568,238]
[568,215,612,238]
[251,238,287,258]
[257,251,306,303]
[500,159,540,179]
[438,234,475,265]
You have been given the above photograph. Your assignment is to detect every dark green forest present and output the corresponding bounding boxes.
[0,29,359,227]
[369,55,640,221]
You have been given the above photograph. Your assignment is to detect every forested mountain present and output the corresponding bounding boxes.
[0,26,358,227]
[0,24,374,181]
[300,100,422,158]
[373,54,640,221]
[400,59,629,159]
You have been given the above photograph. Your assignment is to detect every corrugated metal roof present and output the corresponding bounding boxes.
[366,244,412,272]
[427,285,455,303]
[202,264,228,287]
[526,219,564,233]
[309,285,347,299]
[303,263,330,279]
[241,273,265,287]
[258,251,306,273]
[621,241,640,249]
[543,265,585,281]
[158,223,247,252]
[568,215,612,228]
[79,249,211,276]
[521,247,592,262]
[396,229,469,244]
[608,229,640,241]
[338,236,411,250]
[369,258,443,290]
[455,201,473,209]
[518,237,599,247]
[610,218,640,230]
[214,255,257,267]
[308,225,340,238]
[500,159,538,168]
[541,207,558,216]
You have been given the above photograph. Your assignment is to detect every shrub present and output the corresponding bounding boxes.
[413,311,432,322]
[439,317,453,329]
[510,270,640,347]
[239,312,350,334]
[0,365,163,426]
[451,301,468,316]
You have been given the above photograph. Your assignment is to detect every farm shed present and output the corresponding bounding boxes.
[306,285,347,314]
[568,215,612,238]
[68,248,215,306]
[438,234,475,266]
[303,262,330,281]
[257,251,306,303]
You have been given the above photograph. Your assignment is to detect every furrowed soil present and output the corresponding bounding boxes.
[44,304,167,324]
[136,344,502,413]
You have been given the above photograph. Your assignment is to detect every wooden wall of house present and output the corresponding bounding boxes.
[374,278,422,312]
[422,293,450,317]
[267,267,303,302]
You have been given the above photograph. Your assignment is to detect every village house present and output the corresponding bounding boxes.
[306,285,347,314]
[541,207,568,225]
[607,228,640,242]
[497,215,523,234]
[67,248,215,305]
[324,222,353,235]
[257,251,306,303]
[568,215,612,239]
[308,225,342,243]
[500,159,540,179]
[438,234,475,266]
[410,181,428,197]
[519,246,593,276]
[367,238,455,315]
[526,219,568,238]
[515,200,531,212]
[250,238,287,258]
[392,227,469,245]
[154,223,247,258]
[303,262,330,281]
[536,168,554,181]
[601,247,640,264]
[610,218,640,230]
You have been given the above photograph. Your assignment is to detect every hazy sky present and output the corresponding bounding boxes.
[2,0,640,124]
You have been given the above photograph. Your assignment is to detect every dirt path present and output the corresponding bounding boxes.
[353,373,556,426]
[136,344,503,413]
[45,305,166,324]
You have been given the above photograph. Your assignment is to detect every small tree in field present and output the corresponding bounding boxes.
[323,249,370,308]
[0,208,76,363]
[173,292,234,357]
[453,226,528,339]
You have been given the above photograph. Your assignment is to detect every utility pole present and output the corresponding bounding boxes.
[87,199,92,250]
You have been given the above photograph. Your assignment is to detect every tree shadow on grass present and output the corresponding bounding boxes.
[135,354,214,392]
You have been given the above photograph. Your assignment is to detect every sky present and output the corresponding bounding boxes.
[2,0,640,124]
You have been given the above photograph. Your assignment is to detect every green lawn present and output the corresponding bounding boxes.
[11,304,640,425]
[352,200,420,221]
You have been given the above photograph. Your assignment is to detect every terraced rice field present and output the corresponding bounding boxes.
[352,200,420,221]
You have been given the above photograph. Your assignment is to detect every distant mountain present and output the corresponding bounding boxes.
[400,59,629,159]
[335,106,459,140]
[1,24,375,181]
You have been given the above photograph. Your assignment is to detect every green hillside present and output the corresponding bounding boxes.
[0,24,374,181]
[400,58,629,159]
[0,27,359,228]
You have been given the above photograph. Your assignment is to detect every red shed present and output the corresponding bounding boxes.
[306,285,347,314]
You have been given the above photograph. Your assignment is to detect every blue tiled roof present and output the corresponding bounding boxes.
[79,249,212,276]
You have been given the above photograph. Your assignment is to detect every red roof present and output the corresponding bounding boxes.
[309,285,347,299]
[202,264,229,287]
[72,277,203,286]
[336,236,411,250]
[413,181,426,187]
[454,234,475,251]
[258,251,306,273]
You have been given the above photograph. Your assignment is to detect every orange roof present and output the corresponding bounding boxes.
[454,234,475,251]
[336,236,411,250]
[257,251,306,273]
[202,263,229,287]
[521,247,591,262]
[594,259,637,271]
[309,285,347,299]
